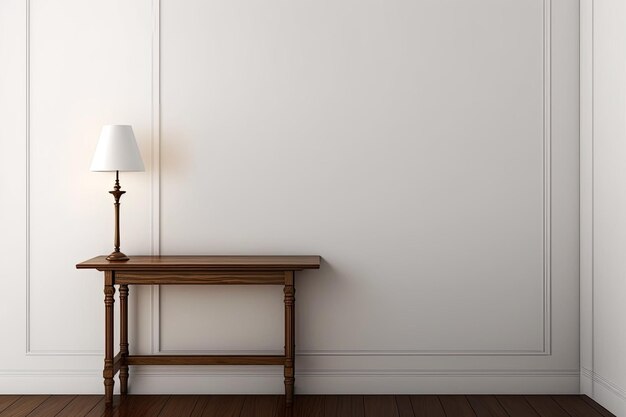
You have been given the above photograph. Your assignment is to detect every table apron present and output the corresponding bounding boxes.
[114,270,287,285]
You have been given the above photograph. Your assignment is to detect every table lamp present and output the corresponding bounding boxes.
[90,125,145,261]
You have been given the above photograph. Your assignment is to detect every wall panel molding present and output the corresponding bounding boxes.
[579,0,595,396]
[150,0,161,356]
[23,0,100,356]
[24,0,155,357]
[153,0,553,357]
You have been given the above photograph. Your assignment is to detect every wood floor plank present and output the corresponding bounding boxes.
[409,395,446,417]
[363,395,399,417]
[439,395,476,417]
[395,396,415,417]
[341,396,365,417]
[467,395,508,417]
[324,396,365,417]
[581,395,616,417]
[0,398,21,414]
[24,396,75,417]
[192,395,245,417]
[324,396,339,417]
[293,396,324,417]
[54,396,103,417]
[157,396,199,417]
[240,396,255,417]
[189,397,211,417]
[83,396,120,417]
[497,396,540,417]
[0,396,49,417]
[524,396,570,417]
[0,394,612,417]
[110,395,169,417]
[274,396,285,417]
[240,396,280,417]
[260,396,281,417]
[552,395,606,417]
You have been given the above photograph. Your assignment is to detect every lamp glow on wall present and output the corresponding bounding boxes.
[90,125,145,261]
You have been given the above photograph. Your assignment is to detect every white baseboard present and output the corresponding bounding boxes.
[0,368,579,395]
[581,368,626,417]
[0,370,105,394]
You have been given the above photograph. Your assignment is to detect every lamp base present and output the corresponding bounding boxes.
[106,251,129,262]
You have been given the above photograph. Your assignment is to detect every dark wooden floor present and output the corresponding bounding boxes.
[0,395,615,417]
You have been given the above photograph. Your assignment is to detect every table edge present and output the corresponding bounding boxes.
[76,255,322,271]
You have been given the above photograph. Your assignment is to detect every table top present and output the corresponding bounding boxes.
[77,255,321,271]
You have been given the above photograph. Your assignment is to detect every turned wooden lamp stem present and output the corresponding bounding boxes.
[107,170,128,261]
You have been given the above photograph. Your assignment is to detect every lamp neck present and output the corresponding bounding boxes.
[110,171,125,202]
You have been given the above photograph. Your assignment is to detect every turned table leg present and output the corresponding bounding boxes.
[284,271,295,414]
[103,271,116,405]
[119,284,129,395]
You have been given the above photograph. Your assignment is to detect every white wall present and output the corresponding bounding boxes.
[581,1,626,415]
[0,0,580,394]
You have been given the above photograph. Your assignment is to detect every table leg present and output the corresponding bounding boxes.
[284,271,295,414]
[103,271,116,405]
[119,284,129,395]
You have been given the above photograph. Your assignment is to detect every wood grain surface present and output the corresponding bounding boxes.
[0,395,615,417]
[76,256,321,271]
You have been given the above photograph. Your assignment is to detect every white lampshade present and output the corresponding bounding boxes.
[90,125,145,172]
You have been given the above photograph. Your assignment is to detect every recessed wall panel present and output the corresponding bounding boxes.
[28,0,152,353]
[160,0,547,353]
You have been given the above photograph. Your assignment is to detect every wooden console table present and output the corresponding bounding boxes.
[76,255,321,413]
